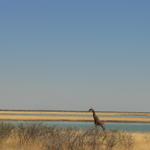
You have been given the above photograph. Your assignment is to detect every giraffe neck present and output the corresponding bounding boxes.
[92,110,96,117]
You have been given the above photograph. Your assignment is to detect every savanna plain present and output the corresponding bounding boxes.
[0,111,150,150]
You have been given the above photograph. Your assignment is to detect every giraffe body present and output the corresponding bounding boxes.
[89,108,105,131]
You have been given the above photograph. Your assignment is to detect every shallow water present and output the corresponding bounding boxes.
[1,121,150,132]
[43,121,150,132]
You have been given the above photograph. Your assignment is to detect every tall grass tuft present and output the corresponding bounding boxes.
[0,122,133,150]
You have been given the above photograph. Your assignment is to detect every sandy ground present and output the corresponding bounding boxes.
[132,133,150,150]
[0,111,150,123]
[0,110,150,116]
[0,114,150,123]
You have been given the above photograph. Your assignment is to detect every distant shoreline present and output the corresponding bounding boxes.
[0,109,150,113]
[0,110,150,123]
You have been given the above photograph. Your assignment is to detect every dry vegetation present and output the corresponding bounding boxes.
[0,122,150,150]
[0,122,149,150]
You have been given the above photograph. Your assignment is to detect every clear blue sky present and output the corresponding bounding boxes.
[0,0,150,111]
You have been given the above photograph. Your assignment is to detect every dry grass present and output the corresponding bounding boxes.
[0,122,149,150]
[0,122,136,150]
[132,133,150,150]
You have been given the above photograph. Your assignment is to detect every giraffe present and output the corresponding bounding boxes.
[89,108,105,131]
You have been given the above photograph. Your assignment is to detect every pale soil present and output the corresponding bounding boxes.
[0,111,150,116]
[0,111,150,123]
[132,133,150,150]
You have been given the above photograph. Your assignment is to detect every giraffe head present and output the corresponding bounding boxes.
[89,108,95,112]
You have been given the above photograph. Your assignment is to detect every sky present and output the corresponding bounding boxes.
[0,0,150,111]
